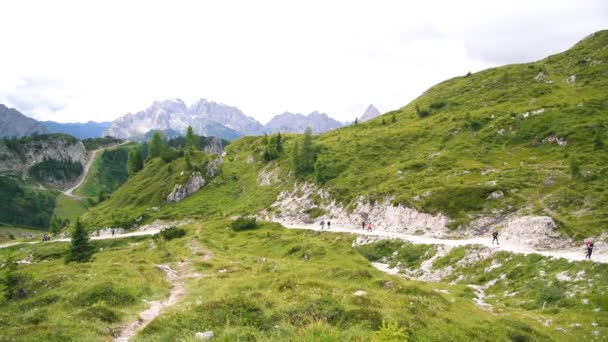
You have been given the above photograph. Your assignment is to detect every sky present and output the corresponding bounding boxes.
[0,0,606,124]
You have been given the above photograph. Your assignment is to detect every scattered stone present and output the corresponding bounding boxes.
[353,290,367,296]
[534,72,554,83]
[206,157,222,177]
[556,271,572,282]
[581,298,589,305]
[195,331,214,340]
[566,75,576,84]
[542,135,567,146]
[383,281,394,289]
[246,155,254,164]
[487,191,504,200]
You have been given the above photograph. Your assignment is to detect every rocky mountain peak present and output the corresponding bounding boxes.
[360,104,381,122]
[0,104,48,138]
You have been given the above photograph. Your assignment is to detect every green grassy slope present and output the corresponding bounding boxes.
[84,32,608,239]
[52,194,88,223]
[309,30,608,237]
[83,137,285,229]
[74,143,132,198]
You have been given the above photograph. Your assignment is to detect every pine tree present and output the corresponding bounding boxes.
[185,126,198,150]
[184,148,193,170]
[276,132,283,152]
[148,131,165,158]
[65,218,94,263]
[391,113,397,123]
[128,147,144,175]
[294,127,316,176]
[292,140,300,174]
[382,118,386,125]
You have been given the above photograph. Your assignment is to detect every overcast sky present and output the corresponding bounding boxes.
[0,0,606,123]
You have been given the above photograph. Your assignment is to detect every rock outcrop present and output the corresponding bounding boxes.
[166,172,205,202]
[0,135,87,174]
[203,137,224,156]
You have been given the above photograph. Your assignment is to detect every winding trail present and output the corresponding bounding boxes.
[63,141,129,198]
[0,226,163,249]
[277,221,607,264]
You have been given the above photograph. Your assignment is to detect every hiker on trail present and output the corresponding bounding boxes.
[111,229,115,237]
[492,231,499,245]
[362,221,366,230]
[320,220,325,230]
[367,222,372,232]
[327,221,331,229]
[585,240,594,259]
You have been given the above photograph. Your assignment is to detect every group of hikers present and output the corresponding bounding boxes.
[319,220,373,232]
[316,221,597,260]
[40,234,51,242]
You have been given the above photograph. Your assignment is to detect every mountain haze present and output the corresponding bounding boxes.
[43,121,111,139]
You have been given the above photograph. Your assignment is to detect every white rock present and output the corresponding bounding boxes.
[566,75,576,84]
[353,290,367,296]
[195,331,214,340]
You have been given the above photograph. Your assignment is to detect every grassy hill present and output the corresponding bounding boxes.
[85,31,608,240]
[307,30,608,238]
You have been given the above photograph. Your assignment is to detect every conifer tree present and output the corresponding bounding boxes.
[65,218,94,263]
[148,131,165,158]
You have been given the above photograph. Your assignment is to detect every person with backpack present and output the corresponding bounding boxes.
[492,231,499,245]
[327,221,331,229]
[361,221,366,230]
[367,222,372,232]
[585,240,594,259]
[320,220,326,231]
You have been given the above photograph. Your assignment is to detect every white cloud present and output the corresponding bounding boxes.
[0,0,605,123]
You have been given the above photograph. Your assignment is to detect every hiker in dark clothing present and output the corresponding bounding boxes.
[492,231,499,245]
[585,240,594,259]
[111,229,115,237]
[320,220,325,231]
[327,221,331,229]
[362,221,366,230]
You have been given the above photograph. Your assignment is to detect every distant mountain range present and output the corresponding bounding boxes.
[264,111,343,134]
[104,98,373,140]
[0,104,48,138]
[1,99,380,141]
[42,121,111,139]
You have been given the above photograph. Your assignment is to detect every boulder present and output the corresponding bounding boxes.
[166,172,205,202]
[195,331,214,340]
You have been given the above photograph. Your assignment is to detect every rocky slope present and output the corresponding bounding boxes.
[263,111,344,134]
[0,104,48,138]
[0,134,87,175]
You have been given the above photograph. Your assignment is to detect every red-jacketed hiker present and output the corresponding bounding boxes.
[585,240,594,259]
[367,222,372,232]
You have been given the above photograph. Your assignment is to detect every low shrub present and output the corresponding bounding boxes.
[73,282,137,307]
[231,216,257,231]
[305,207,325,219]
[156,226,186,240]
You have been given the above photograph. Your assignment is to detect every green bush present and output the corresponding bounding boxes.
[372,321,408,341]
[231,216,258,231]
[74,282,137,307]
[305,207,326,219]
[356,240,403,262]
[282,297,346,326]
[197,296,268,328]
[156,226,186,240]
